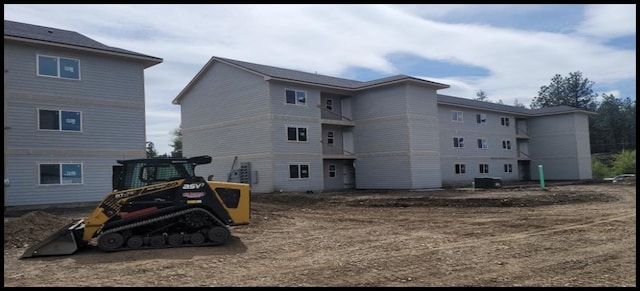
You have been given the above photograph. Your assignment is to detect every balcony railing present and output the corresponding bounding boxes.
[318,104,352,122]
[518,151,531,160]
[516,128,530,139]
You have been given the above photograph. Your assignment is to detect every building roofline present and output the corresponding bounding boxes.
[437,94,597,117]
[173,56,449,104]
[5,36,162,68]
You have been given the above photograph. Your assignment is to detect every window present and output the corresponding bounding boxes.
[476,113,487,124]
[504,164,513,173]
[453,137,464,148]
[141,164,182,183]
[39,163,83,185]
[325,99,333,111]
[287,126,307,142]
[38,109,82,131]
[285,89,306,105]
[479,163,489,174]
[502,140,511,150]
[451,111,463,123]
[477,138,488,149]
[455,163,466,174]
[327,131,334,145]
[37,55,80,80]
[501,117,510,127]
[289,164,310,179]
[328,164,336,178]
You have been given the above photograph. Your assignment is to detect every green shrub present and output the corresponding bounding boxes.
[611,149,636,175]
[591,157,612,179]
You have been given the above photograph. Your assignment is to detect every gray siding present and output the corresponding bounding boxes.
[352,84,412,189]
[322,160,349,190]
[406,84,441,188]
[6,156,130,206]
[270,81,325,192]
[438,105,519,185]
[179,61,274,192]
[5,41,146,102]
[573,114,593,179]
[179,61,270,128]
[273,153,324,192]
[176,57,594,194]
[528,113,592,180]
[5,40,149,206]
[355,155,412,189]
[8,95,145,150]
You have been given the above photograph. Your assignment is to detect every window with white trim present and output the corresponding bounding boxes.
[289,164,310,179]
[328,164,336,178]
[325,99,333,111]
[479,163,489,174]
[37,55,80,80]
[38,109,82,131]
[285,89,306,105]
[451,111,463,123]
[476,113,487,124]
[39,163,83,185]
[477,138,488,149]
[327,131,334,145]
[453,137,464,148]
[500,117,510,127]
[502,140,511,150]
[455,163,466,174]
[504,164,513,173]
[287,126,308,142]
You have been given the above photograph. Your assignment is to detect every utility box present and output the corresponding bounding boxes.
[474,177,502,189]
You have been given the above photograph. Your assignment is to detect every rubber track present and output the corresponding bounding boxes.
[97,207,229,252]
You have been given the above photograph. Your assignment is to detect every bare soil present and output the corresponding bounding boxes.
[3,182,636,287]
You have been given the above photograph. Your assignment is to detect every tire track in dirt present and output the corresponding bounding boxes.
[4,185,634,287]
[241,207,635,286]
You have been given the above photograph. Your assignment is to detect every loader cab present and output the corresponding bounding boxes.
[112,156,213,191]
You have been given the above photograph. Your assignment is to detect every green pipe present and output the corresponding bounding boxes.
[538,165,545,189]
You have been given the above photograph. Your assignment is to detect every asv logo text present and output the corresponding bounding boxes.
[183,183,206,190]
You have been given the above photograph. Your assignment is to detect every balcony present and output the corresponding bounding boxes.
[515,128,530,139]
[318,105,355,127]
[323,149,356,160]
[517,150,531,160]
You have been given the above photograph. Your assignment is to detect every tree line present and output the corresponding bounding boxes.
[146,127,182,158]
[477,71,635,155]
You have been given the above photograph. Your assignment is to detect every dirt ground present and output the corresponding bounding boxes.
[3,182,636,287]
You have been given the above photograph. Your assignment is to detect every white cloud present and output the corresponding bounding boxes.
[575,4,636,39]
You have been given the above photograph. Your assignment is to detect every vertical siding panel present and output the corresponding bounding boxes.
[406,84,441,188]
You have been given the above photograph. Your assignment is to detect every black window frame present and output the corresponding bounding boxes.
[289,164,310,179]
[38,162,83,185]
[287,126,308,142]
[37,54,81,80]
[455,163,466,174]
[285,89,307,105]
[479,163,489,174]
[38,109,82,132]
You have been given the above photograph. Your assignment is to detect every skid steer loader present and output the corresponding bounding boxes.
[20,155,250,259]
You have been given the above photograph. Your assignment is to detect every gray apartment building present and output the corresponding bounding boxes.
[173,56,594,193]
[4,20,162,207]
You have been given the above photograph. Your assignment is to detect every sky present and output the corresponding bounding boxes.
[4,4,636,155]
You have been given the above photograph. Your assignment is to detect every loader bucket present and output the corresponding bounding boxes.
[20,219,86,259]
